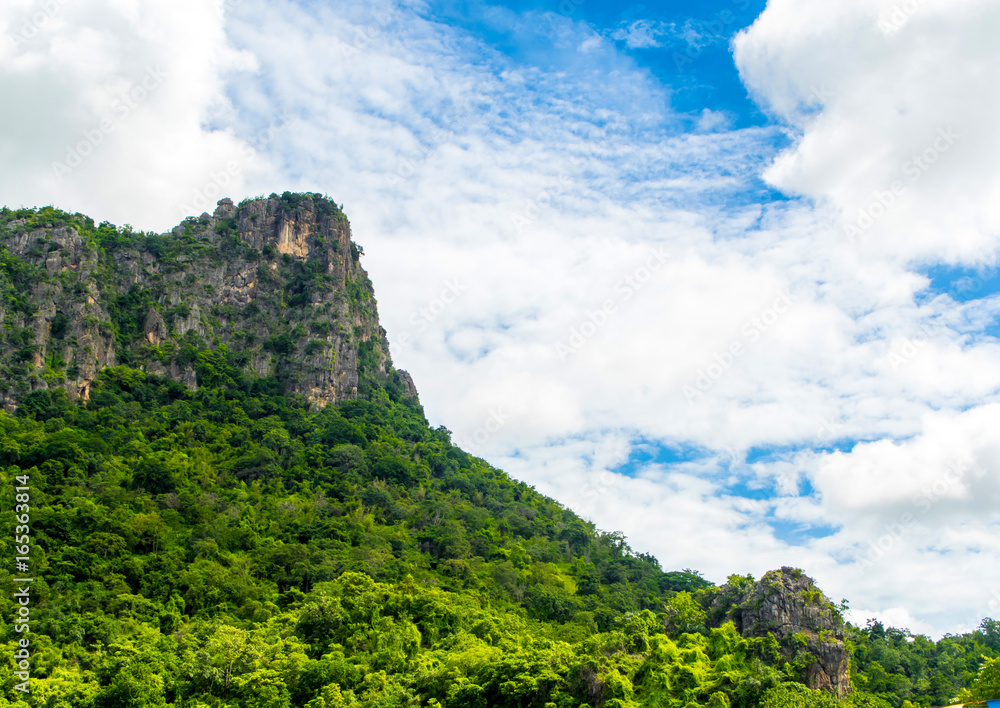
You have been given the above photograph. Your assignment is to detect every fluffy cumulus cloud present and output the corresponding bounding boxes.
[734,0,1000,264]
[0,0,256,226]
[725,0,1000,633]
[4,0,1000,636]
[793,406,1000,633]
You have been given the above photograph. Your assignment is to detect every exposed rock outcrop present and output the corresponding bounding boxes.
[0,194,418,410]
[710,567,851,698]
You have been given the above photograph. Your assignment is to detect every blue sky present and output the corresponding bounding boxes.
[4,0,1000,638]
[423,0,769,125]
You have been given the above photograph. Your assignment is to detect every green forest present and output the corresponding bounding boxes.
[0,201,999,707]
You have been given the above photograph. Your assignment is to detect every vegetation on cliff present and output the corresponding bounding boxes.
[0,197,997,707]
[0,194,396,411]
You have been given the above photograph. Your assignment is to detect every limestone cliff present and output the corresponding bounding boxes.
[0,193,416,409]
[710,567,851,698]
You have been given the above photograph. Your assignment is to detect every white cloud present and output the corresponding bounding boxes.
[722,0,1000,632]
[610,20,672,49]
[733,0,1000,264]
[608,11,744,53]
[577,35,603,54]
[6,0,1000,638]
[0,0,256,226]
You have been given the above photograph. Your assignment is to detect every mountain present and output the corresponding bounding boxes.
[0,194,997,707]
[0,193,413,410]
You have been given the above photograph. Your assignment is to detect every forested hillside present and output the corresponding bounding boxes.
[0,197,998,707]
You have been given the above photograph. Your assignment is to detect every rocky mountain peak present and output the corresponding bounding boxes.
[0,193,417,410]
[710,566,851,697]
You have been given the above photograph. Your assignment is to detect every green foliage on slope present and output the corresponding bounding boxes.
[0,363,715,706]
[0,353,995,707]
[0,362,896,707]
[848,619,1000,707]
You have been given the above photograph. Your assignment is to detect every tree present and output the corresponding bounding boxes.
[205,625,263,694]
[94,664,167,708]
[962,655,1000,702]
[663,591,708,636]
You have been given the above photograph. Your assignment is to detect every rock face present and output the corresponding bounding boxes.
[710,567,851,698]
[0,194,418,410]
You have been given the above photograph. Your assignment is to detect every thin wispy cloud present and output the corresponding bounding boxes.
[609,14,740,52]
[610,19,674,49]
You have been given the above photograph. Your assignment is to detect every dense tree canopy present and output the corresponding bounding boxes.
[0,364,993,706]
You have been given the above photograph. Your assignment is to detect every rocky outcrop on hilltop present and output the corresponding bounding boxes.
[710,567,851,697]
[0,193,416,409]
